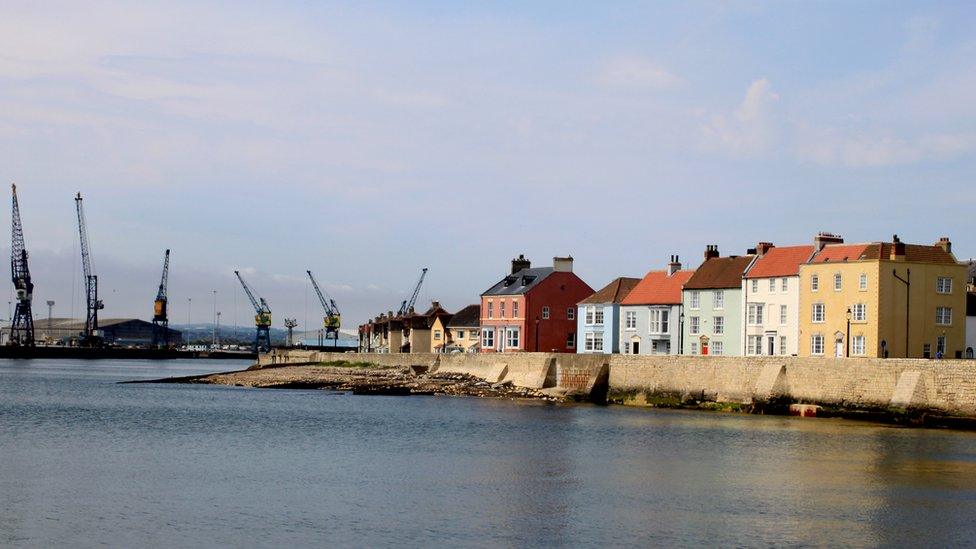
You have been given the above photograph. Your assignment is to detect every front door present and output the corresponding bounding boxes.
[632,341,639,354]
[767,336,775,356]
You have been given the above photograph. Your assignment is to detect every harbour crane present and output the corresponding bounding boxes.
[9,184,34,346]
[152,249,170,348]
[234,270,271,352]
[306,270,340,344]
[397,268,428,316]
[284,318,298,347]
[75,192,103,347]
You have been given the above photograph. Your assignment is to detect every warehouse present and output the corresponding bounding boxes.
[33,318,183,347]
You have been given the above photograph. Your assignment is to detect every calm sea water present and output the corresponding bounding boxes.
[2,359,976,547]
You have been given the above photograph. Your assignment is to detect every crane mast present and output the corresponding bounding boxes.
[307,270,340,343]
[234,270,271,352]
[397,268,428,316]
[152,249,170,347]
[10,184,34,346]
[75,192,103,346]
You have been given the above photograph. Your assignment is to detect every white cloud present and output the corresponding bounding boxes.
[796,127,976,167]
[701,78,780,156]
[597,56,682,89]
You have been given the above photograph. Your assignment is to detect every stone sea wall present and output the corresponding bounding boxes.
[255,350,976,415]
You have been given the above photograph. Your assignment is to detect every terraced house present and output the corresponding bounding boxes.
[576,277,640,354]
[798,235,966,358]
[682,246,756,356]
[618,256,694,355]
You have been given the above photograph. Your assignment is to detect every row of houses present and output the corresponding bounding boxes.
[359,234,976,359]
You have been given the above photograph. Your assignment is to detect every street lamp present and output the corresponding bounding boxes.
[892,268,911,357]
[679,312,685,355]
[845,307,852,357]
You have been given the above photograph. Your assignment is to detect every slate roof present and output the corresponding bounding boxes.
[810,243,958,265]
[481,267,553,296]
[579,277,641,305]
[684,256,755,290]
[447,304,480,328]
[622,270,695,305]
[745,245,815,278]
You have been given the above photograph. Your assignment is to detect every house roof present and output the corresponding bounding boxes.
[622,270,695,305]
[481,267,553,296]
[447,304,480,328]
[810,242,958,265]
[684,256,755,290]
[580,277,641,305]
[745,245,815,278]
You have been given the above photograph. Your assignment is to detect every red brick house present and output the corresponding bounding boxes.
[479,255,593,353]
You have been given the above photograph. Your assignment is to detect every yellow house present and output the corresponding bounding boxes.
[798,236,966,358]
[430,304,481,353]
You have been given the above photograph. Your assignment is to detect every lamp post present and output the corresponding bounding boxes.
[212,290,217,347]
[845,307,852,357]
[892,268,910,357]
[679,312,685,355]
[215,311,221,349]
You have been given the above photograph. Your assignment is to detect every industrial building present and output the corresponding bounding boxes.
[32,318,182,347]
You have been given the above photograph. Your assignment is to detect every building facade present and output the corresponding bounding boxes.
[681,246,756,356]
[798,236,967,358]
[618,256,693,355]
[576,277,640,354]
[480,255,592,353]
[742,241,817,356]
[443,304,480,353]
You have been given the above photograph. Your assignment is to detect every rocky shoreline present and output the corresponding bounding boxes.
[158,361,563,402]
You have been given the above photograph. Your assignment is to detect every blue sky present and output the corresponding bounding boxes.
[1,1,974,329]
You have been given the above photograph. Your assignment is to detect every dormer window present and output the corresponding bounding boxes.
[521,275,536,286]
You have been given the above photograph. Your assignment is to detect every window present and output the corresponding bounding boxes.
[690,342,698,355]
[651,340,670,354]
[751,279,759,292]
[487,301,493,319]
[811,274,819,291]
[689,316,700,334]
[434,330,442,340]
[625,311,637,329]
[811,334,825,355]
[470,330,479,340]
[649,309,670,334]
[623,341,630,354]
[506,328,520,349]
[594,308,604,325]
[712,341,724,355]
[513,301,519,318]
[747,303,764,325]
[584,306,594,324]
[482,328,494,349]
[834,273,842,291]
[937,335,947,355]
[812,303,825,323]
[779,336,787,355]
[781,278,789,292]
[566,332,575,348]
[690,291,700,309]
[500,301,506,318]
[937,277,953,294]
[542,306,550,320]
[936,307,952,325]
[713,316,724,335]
[768,279,775,291]
[859,273,867,291]
[714,290,724,309]
[779,305,787,325]
[852,335,865,355]
[456,330,465,339]
[852,303,866,322]
[747,335,762,355]
[567,308,575,320]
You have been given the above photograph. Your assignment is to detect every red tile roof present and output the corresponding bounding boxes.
[809,244,872,263]
[622,270,695,305]
[810,243,958,265]
[580,277,641,305]
[684,256,755,290]
[745,245,815,278]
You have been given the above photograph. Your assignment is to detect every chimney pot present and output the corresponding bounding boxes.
[667,254,682,276]
[814,232,844,251]
[891,235,906,260]
[511,254,531,274]
[704,245,720,260]
[936,237,952,254]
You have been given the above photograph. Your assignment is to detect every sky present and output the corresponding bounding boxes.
[1,1,974,330]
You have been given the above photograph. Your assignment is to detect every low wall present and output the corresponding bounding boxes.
[255,349,976,415]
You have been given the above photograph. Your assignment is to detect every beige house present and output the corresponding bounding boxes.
[432,304,480,353]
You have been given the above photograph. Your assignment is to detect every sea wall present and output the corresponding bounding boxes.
[255,350,976,415]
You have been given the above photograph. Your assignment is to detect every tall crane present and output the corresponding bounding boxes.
[397,267,428,316]
[152,249,170,348]
[75,192,103,347]
[10,184,34,346]
[234,270,271,352]
[307,270,340,343]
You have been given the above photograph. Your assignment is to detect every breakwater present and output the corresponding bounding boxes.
[256,350,976,419]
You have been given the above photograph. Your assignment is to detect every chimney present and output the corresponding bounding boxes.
[936,237,952,254]
[553,256,574,272]
[704,245,720,260]
[756,242,774,256]
[890,234,905,261]
[431,301,440,310]
[667,255,682,276]
[814,232,844,251]
[511,254,531,274]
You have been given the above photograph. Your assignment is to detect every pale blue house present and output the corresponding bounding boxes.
[576,277,641,354]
